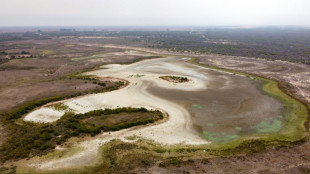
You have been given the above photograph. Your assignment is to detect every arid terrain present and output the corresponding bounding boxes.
[0,30,309,174]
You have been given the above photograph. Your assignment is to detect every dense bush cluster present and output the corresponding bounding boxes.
[58,107,163,137]
[0,107,163,162]
[67,73,107,87]
[160,76,189,83]
[67,73,98,81]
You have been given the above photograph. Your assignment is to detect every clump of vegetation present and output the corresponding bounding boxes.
[41,50,55,55]
[92,81,106,87]
[67,73,107,87]
[160,75,189,83]
[67,73,98,81]
[0,165,16,173]
[21,50,30,54]
[144,56,162,59]
[60,107,163,136]
[0,107,164,162]
[0,51,8,55]
[64,44,74,47]
[128,74,144,78]
[48,103,69,111]
[125,134,138,140]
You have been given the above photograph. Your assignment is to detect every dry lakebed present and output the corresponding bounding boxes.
[10,52,307,173]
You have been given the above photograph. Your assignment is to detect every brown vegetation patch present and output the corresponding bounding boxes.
[85,112,162,127]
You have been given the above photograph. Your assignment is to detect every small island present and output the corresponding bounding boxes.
[159,75,190,83]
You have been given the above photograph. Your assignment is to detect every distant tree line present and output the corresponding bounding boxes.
[104,29,310,64]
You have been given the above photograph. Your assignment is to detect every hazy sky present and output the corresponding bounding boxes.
[1,0,310,26]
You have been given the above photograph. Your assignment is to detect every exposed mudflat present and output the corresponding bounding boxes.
[24,107,64,123]
[22,56,283,170]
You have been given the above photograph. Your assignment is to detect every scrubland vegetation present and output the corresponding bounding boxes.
[2,28,310,64]
[0,79,129,162]
[0,107,163,162]
[103,28,310,64]
[66,73,107,87]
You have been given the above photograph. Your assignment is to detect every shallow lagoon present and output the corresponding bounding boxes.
[144,58,283,142]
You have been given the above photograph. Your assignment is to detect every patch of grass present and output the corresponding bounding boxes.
[207,123,214,127]
[191,104,202,109]
[124,134,138,140]
[66,73,107,87]
[26,138,285,173]
[71,54,107,61]
[42,50,55,55]
[0,166,16,174]
[258,78,308,142]
[203,131,240,142]
[64,44,74,47]
[66,73,98,81]
[48,103,69,111]
[94,140,165,173]
[85,111,161,128]
[303,51,310,57]
[15,135,306,174]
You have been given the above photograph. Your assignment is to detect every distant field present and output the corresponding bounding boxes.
[100,28,310,64]
[41,49,55,55]
[71,53,107,61]
[2,27,309,64]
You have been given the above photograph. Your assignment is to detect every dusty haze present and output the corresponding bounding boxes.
[1,0,310,26]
